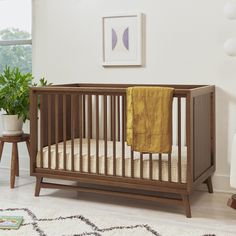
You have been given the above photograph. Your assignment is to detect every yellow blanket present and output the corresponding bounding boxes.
[126,86,174,154]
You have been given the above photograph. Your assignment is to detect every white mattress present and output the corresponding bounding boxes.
[36,139,187,183]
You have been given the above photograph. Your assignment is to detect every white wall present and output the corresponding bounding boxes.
[3,0,234,192]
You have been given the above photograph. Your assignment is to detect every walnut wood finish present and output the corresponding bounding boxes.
[0,134,30,188]
[40,181,184,205]
[11,143,17,188]
[204,176,213,193]
[29,84,215,218]
[182,194,191,218]
[193,94,212,180]
[0,141,4,162]
[177,97,182,183]
[228,194,236,209]
[14,143,19,177]
[35,176,43,197]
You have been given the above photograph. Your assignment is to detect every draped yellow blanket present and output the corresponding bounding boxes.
[126,87,174,154]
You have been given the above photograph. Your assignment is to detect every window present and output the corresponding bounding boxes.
[0,0,32,73]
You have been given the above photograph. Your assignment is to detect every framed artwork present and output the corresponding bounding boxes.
[102,13,143,66]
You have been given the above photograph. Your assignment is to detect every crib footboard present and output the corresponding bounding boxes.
[30,84,215,218]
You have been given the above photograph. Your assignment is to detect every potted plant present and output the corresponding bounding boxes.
[0,66,48,136]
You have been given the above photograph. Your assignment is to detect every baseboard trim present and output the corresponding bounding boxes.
[212,173,235,193]
[196,173,234,193]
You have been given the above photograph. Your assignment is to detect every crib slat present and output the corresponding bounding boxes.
[83,94,86,138]
[55,95,59,170]
[124,94,127,139]
[71,94,76,172]
[140,153,143,179]
[110,96,113,141]
[131,150,134,178]
[104,95,108,175]
[89,94,92,139]
[96,95,99,174]
[87,95,92,173]
[79,94,83,172]
[48,95,51,169]
[40,95,43,168]
[63,95,67,170]
[159,153,162,181]
[149,153,153,180]
[113,95,116,176]
[117,96,120,142]
[122,95,125,177]
[178,97,182,183]
[168,153,172,182]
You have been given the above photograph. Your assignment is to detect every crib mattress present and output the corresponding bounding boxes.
[36,139,187,183]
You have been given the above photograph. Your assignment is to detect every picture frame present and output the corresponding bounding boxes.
[102,12,143,66]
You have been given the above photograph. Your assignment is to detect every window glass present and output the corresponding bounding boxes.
[0,45,32,73]
[0,0,32,73]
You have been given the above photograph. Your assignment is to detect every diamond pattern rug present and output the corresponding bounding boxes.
[0,208,218,236]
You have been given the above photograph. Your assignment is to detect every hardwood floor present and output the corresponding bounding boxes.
[0,169,235,235]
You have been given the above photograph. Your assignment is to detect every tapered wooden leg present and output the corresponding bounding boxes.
[15,144,19,177]
[204,176,213,193]
[35,177,43,197]
[0,141,4,162]
[182,194,191,218]
[10,143,18,188]
[26,140,30,156]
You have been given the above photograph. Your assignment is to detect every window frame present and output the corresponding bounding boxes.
[0,39,32,46]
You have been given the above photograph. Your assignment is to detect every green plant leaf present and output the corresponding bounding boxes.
[0,66,50,122]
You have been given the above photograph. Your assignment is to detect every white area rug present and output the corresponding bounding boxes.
[0,207,232,236]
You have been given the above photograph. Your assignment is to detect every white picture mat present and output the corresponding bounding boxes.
[102,13,143,66]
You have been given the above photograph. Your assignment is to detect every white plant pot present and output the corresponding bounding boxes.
[2,114,23,136]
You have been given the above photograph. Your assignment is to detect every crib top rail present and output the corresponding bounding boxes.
[31,83,214,97]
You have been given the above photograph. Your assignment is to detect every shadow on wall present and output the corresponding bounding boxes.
[216,87,236,173]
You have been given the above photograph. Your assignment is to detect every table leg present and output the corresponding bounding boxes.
[15,144,19,177]
[0,141,4,162]
[11,143,18,188]
[26,140,30,156]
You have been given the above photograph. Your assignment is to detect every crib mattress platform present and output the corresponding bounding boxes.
[36,139,187,183]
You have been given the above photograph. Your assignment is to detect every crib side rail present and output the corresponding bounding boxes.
[30,88,128,176]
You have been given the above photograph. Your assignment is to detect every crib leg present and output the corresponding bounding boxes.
[35,177,43,197]
[204,176,213,193]
[182,194,191,218]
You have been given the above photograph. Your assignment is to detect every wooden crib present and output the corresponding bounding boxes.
[29,83,215,218]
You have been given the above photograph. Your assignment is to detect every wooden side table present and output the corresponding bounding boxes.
[0,134,30,188]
